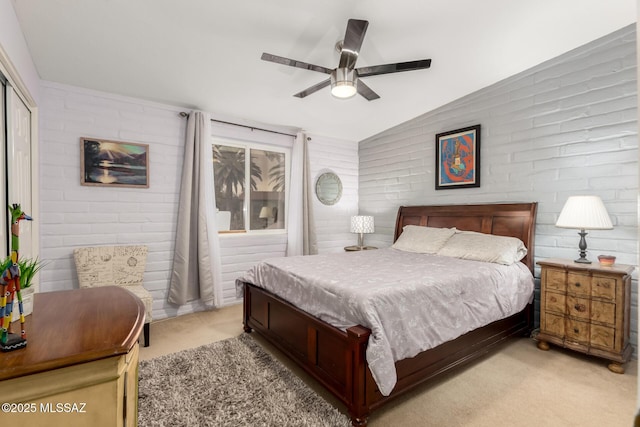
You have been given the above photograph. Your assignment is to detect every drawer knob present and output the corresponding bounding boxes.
[574,328,580,334]
[574,303,586,312]
[574,282,581,287]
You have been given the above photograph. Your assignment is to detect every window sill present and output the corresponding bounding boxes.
[218,230,287,237]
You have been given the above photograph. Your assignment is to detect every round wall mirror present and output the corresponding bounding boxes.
[315,172,342,206]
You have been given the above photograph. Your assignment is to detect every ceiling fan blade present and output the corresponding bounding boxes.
[338,19,369,69]
[356,59,432,78]
[293,78,331,98]
[261,53,333,75]
[356,80,380,101]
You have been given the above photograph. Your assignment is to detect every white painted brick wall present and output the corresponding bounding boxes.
[359,25,639,354]
[308,135,360,252]
[38,81,358,321]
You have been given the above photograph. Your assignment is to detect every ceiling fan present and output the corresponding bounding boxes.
[261,19,432,101]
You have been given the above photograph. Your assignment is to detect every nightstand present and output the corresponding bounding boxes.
[344,246,377,251]
[536,258,634,373]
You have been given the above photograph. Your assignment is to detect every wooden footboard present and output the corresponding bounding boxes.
[243,282,371,424]
[243,282,533,426]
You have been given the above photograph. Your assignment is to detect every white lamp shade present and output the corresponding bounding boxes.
[556,196,613,230]
[259,206,271,219]
[350,215,374,234]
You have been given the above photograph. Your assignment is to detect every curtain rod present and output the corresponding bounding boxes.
[179,111,296,138]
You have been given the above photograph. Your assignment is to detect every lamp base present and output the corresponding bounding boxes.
[574,229,591,264]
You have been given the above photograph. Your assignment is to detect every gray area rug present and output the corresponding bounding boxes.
[138,333,351,426]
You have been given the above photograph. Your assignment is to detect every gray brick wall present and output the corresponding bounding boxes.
[359,25,638,354]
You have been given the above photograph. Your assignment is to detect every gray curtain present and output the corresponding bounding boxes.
[168,111,223,307]
[287,132,317,256]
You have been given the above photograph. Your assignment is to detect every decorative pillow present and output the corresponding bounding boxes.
[392,225,456,254]
[437,231,527,265]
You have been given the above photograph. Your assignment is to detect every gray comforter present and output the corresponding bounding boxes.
[236,248,534,396]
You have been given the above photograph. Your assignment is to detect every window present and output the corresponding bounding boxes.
[212,139,288,233]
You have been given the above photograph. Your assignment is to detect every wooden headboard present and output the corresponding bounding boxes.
[394,203,538,273]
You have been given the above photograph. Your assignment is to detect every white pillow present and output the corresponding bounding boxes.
[392,225,456,254]
[437,231,527,265]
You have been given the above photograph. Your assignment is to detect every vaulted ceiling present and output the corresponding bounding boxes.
[11,0,636,141]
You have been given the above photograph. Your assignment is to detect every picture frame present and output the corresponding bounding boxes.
[80,137,149,188]
[435,124,481,190]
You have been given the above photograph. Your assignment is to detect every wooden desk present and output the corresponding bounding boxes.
[0,286,145,426]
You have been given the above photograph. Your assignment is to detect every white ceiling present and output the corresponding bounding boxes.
[11,0,636,141]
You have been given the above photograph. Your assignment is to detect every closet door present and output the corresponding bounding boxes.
[6,86,33,263]
[0,79,5,260]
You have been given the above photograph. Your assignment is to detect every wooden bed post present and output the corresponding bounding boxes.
[346,325,371,426]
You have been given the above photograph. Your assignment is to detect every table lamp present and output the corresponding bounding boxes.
[555,195,613,264]
[259,206,272,228]
[350,215,374,248]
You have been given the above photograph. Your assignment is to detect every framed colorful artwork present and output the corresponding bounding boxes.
[80,137,149,188]
[435,124,481,190]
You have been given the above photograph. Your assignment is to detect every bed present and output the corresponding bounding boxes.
[239,202,537,426]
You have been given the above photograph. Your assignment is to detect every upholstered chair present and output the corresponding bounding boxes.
[73,245,152,347]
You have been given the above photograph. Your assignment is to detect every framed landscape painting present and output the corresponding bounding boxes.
[80,138,149,188]
[435,124,480,190]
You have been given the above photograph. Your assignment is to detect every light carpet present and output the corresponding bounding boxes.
[137,333,351,427]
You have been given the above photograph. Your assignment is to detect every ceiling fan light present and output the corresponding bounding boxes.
[331,82,357,99]
[330,68,357,99]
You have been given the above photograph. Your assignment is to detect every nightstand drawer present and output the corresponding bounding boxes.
[567,272,590,295]
[591,300,615,326]
[543,312,565,338]
[545,269,566,291]
[565,318,589,344]
[544,292,565,314]
[592,276,616,301]
[566,295,590,320]
[591,324,615,350]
